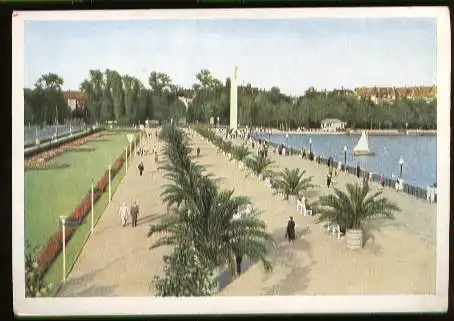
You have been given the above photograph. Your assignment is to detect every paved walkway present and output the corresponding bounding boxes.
[57,132,170,297]
[190,130,436,295]
[55,127,437,297]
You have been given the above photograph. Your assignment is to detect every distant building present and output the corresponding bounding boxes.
[321,118,347,132]
[63,91,88,111]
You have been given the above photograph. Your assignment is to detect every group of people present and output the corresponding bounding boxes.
[118,201,140,227]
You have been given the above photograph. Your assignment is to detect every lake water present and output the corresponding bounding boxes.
[253,132,437,189]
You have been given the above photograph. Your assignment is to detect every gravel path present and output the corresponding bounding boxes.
[57,133,170,297]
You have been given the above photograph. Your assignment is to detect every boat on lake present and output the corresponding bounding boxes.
[353,131,375,156]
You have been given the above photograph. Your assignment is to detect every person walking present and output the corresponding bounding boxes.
[130,201,139,228]
[235,254,243,276]
[154,151,159,163]
[137,161,144,176]
[118,202,130,227]
[326,173,332,188]
[380,175,385,189]
[356,164,361,178]
[285,216,296,244]
[196,147,201,157]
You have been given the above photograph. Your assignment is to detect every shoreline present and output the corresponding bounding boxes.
[248,134,434,194]
[254,129,437,136]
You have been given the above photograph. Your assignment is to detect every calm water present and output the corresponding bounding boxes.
[253,133,437,189]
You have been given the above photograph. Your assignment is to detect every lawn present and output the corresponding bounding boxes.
[24,131,136,294]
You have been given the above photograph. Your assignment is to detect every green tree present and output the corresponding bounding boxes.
[108,70,125,122]
[34,73,68,125]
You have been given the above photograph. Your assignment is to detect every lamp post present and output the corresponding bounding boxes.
[108,164,112,203]
[268,129,271,143]
[309,138,312,154]
[35,127,40,146]
[343,145,347,170]
[91,179,94,234]
[286,133,289,147]
[399,156,404,178]
[60,216,67,283]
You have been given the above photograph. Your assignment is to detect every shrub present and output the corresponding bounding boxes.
[96,175,109,192]
[72,194,92,221]
[25,241,53,297]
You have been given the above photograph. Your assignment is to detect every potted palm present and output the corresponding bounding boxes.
[276,168,316,203]
[244,153,275,180]
[316,182,400,250]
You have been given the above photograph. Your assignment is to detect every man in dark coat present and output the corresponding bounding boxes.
[285,216,296,244]
[130,201,139,227]
[235,254,243,276]
[138,162,144,176]
[356,164,361,178]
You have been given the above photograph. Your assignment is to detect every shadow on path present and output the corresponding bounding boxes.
[137,213,166,226]
[217,256,255,292]
[57,248,142,297]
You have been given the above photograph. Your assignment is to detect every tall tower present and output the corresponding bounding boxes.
[229,65,238,129]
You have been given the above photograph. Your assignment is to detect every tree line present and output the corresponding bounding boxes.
[25,69,437,130]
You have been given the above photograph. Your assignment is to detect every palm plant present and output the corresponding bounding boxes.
[220,140,233,154]
[230,144,251,162]
[149,185,275,278]
[316,182,400,234]
[149,125,274,295]
[245,153,275,178]
[276,168,317,200]
[151,236,218,296]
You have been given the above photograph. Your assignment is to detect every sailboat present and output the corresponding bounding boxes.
[353,131,375,156]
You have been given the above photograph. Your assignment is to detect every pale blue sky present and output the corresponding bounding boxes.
[24,18,437,96]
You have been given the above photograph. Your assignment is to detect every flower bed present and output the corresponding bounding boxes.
[37,226,74,269]
[25,132,105,171]
[35,135,139,273]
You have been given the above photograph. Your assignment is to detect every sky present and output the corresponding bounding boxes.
[24,18,437,96]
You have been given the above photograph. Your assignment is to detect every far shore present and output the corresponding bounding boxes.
[253,129,437,136]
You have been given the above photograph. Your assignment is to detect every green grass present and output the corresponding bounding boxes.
[24,131,136,295]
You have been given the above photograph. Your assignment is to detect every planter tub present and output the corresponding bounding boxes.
[346,229,363,250]
[288,195,297,204]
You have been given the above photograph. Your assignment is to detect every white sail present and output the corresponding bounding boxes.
[353,131,370,152]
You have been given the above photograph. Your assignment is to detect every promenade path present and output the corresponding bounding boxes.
[57,133,170,297]
[189,130,436,295]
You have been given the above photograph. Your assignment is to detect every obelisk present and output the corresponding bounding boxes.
[229,65,238,129]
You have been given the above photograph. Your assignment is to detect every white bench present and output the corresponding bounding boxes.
[296,198,312,216]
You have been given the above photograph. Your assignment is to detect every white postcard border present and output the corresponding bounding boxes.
[12,7,450,316]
